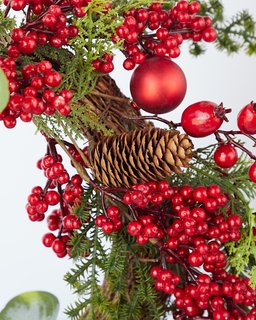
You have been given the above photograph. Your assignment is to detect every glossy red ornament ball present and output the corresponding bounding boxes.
[130,57,187,114]
[237,101,256,134]
[214,143,238,168]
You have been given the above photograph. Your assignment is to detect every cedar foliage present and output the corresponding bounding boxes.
[1,1,256,319]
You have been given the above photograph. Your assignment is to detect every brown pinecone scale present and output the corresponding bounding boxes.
[89,128,193,187]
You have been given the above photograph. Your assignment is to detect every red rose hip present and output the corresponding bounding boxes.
[181,101,228,137]
[237,101,256,134]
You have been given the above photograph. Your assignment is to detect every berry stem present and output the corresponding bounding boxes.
[26,5,32,23]
[101,192,108,217]
[43,178,53,196]
[165,247,198,284]
[120,112,181,128]
[90,91,130,104]
[216,131,256,160]
[218,129,256,145]
[4,0,11,17]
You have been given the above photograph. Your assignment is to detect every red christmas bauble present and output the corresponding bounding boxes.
[130,57,187,114]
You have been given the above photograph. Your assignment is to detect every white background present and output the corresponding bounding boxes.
[0,1,256,319]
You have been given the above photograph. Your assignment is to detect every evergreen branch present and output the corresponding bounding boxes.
[0,5,15,51]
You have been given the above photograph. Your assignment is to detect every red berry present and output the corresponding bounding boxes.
[214,143,238,168]
[95,215,107,227]
[127,221,143,236]
[213,309,230,320]
[204,198,218,213]
[43,13,57,28]
[193,186,208,202]
[36,60,52,74]
[42,233,56,247]
[101,221,114,233]
[52,238,66,253]
[227,214,242,229]
[188,252,204,267]
[107,205,120,218]
[11,28,25,41]
[60,89,73,102]
[44,71,62,87]
[100,61,114,73]
[189,1,201,14]
[202,27,218,42]
[45,190,60,205]
[150,265,162,278]
[18,37,37,54]
[207,184,221,197]
[11,0,27,11]
[123,58,135,70]
[3,116,16,128]
[181,101,227,137]
[136,234,148,245]
[191,207,206,221]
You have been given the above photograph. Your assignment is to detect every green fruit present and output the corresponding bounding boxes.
[0,291,59,320]
[0,67,10,113]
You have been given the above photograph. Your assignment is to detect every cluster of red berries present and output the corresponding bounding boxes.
[92,53,114,74]
[106,179,255,319]
[127,215,164,245]
[0,58,72,128]
[95,205,123,234]
[113,1,217,70]
[171,272,256,319]
[5,1,81,55]
[90,181,256,320]
[67,145,89,168]
[150,265,181,295]
[123,180,175,208]
[26,144,86,257]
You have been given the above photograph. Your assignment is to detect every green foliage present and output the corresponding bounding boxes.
[190,1,256,56]
[65,187,108,319]
[0,5,15,52]
[216,10,256,55]
[0,291,59,320]
[65,185,164,320]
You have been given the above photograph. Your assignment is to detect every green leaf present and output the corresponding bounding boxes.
[0,67,9,112]
[0,291,59,320]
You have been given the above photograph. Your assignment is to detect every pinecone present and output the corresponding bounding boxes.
[89,128,193,187]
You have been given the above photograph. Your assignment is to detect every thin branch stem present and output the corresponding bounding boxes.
[60,120,90,165]
[90,91,130,104]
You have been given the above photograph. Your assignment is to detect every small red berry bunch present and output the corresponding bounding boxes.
[5,1,81,55]
[114,1,217,71]
[173,272,256,319]
[67,145,89,168]
[26,140,88,258]
[95,205,123,234]
[92,53,114,74]
[127,214,164,245]
[150,265,181,295]
[123,180,173,208]
[0,58,72,128]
